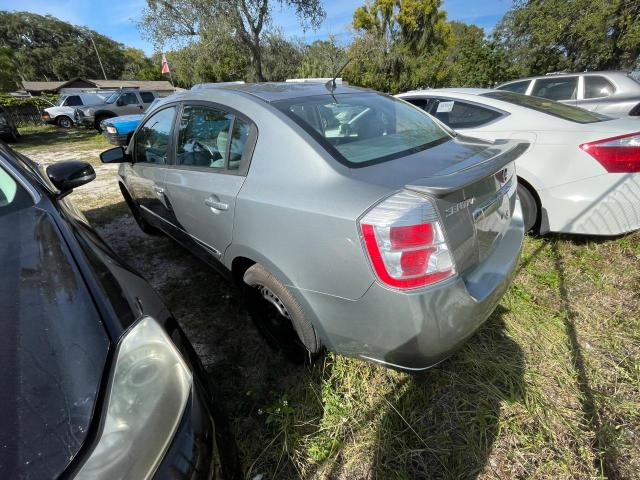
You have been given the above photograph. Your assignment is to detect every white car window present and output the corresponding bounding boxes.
[584,76,615,99]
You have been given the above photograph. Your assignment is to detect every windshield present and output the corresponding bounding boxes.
[105,92,120,104]
[273,93,450,166]
[482,91,610,123]
[56,95,68,107]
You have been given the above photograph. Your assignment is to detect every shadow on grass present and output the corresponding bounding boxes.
[16,127,103,150]
[550,240,622,479]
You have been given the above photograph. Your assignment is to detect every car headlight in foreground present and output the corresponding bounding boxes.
[105,125,117,134]
[76,317,192,480]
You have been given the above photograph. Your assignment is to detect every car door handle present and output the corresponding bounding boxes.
[204,197,228,211]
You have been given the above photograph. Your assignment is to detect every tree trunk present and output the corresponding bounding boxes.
[251,36,264,82]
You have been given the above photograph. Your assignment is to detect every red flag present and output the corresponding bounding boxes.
[161,54,170,75]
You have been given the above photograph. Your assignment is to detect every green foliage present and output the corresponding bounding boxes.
[121,47,162,80]
[0,47,17,91]
[0,11,127,81]
[494,0,640,75]
[296,37,347,78]
[0,92,58,108]
[261,32,304,81]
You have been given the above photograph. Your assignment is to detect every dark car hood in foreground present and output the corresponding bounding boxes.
[0,205,109,479]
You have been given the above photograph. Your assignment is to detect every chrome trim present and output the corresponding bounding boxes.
[139,205,222,258]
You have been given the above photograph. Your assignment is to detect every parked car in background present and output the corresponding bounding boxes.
[100,82,526,372]
[101,97,161,146]
[496,71,640,118]
[0,143,239,479]
[397,88,640,235]
[41,92,113,128]
[0,105,19,142]
[75,89,159,130]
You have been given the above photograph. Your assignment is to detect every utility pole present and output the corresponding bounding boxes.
[89,35,108,80]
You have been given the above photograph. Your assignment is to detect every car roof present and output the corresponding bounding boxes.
[192,81,374,102]
[499,70,633,85]
[400,88,493,96]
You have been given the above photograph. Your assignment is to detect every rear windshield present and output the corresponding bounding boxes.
[272,93,451,167]
[482,91,609,123]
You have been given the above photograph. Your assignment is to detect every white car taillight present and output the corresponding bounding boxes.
[579,131,640,173]
[359,191,455,290]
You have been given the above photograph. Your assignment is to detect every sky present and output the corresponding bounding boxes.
[0,0,513,55]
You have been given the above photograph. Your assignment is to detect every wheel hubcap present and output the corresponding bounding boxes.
[256,285,290,319]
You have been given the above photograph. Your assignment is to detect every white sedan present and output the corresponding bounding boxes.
[397,88,640,236]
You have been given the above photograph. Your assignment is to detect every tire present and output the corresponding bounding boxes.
[56,116,73,129]
[517,183,539,233]
[94,115,112,132]
[243,263,322,363]
[119,184,161,236]
[6,127,19,143]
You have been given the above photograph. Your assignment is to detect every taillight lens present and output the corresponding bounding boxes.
[359,191,455,289]
[579,132,640,173]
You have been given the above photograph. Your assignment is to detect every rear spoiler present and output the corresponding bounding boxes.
[406,140,529,197]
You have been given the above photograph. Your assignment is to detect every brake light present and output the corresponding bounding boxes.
[359,192,455,289]
[579,132,640,173]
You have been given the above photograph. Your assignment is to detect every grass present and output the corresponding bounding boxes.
[13,129,640,479]
[16,124,109,164]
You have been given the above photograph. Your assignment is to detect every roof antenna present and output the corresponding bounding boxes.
[325,57,352,97]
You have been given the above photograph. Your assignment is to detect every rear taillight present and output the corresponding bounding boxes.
[359,191,455,290]
[579,132,640,173]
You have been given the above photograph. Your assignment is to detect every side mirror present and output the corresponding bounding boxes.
[100,146,129,163]
[46,161,96,194]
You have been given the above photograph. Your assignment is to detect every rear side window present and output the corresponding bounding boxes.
[176,106,233,169]
[65,95,82,106]
[584,76,615,99]
[140,92,155,103]
[135,107,176,164]
[531,77,578,101]
[498,81,530,94]
[273,93,450,167]
[429,99,503,129]
[482,91,609,123]
[0,164,33,217]
[120,92,139,105]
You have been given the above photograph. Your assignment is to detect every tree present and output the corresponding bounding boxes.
[296,37,346,78]
[494,0,640,75]
[138,0,326,81]
[261,32,304,81]
[122,47,162,80]
[0,47,17,91]
[0,11,127,81]
[346,0,452,93]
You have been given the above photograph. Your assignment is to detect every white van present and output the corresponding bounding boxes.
[42,92,114,128]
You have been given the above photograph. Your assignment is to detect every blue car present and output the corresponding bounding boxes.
[101,98,161,146]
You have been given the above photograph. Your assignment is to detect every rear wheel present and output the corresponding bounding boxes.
[94,115,112,132]
[517,183,539,233]
[56,116,73,129]
[119,184,160,236]
[243,263,322,363]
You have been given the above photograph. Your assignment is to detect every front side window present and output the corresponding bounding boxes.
[140,92,155,103]
[531,77,578,101]
[584,76,615,99]
[176,106,233,169]
[105,92,119,104]
[120,92,139,105]
[0,164,33,217]
[273,93,450,166]
[135,107,176,164]
[482,91,609,124]
[428,99,503,129]
[65,95,82,106]
[498,81,530,94]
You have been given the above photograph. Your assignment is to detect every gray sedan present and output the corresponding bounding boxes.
[497,71,640,118]
[100,83,526,372]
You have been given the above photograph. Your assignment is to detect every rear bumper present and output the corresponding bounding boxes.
[541,173,640,235]
[296,200,525,372]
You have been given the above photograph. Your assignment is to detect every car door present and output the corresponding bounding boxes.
[163,103,256,259]
[119,92,145,115]
[127,105,177,227]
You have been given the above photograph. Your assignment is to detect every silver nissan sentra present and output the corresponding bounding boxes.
[100,82,526,371]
